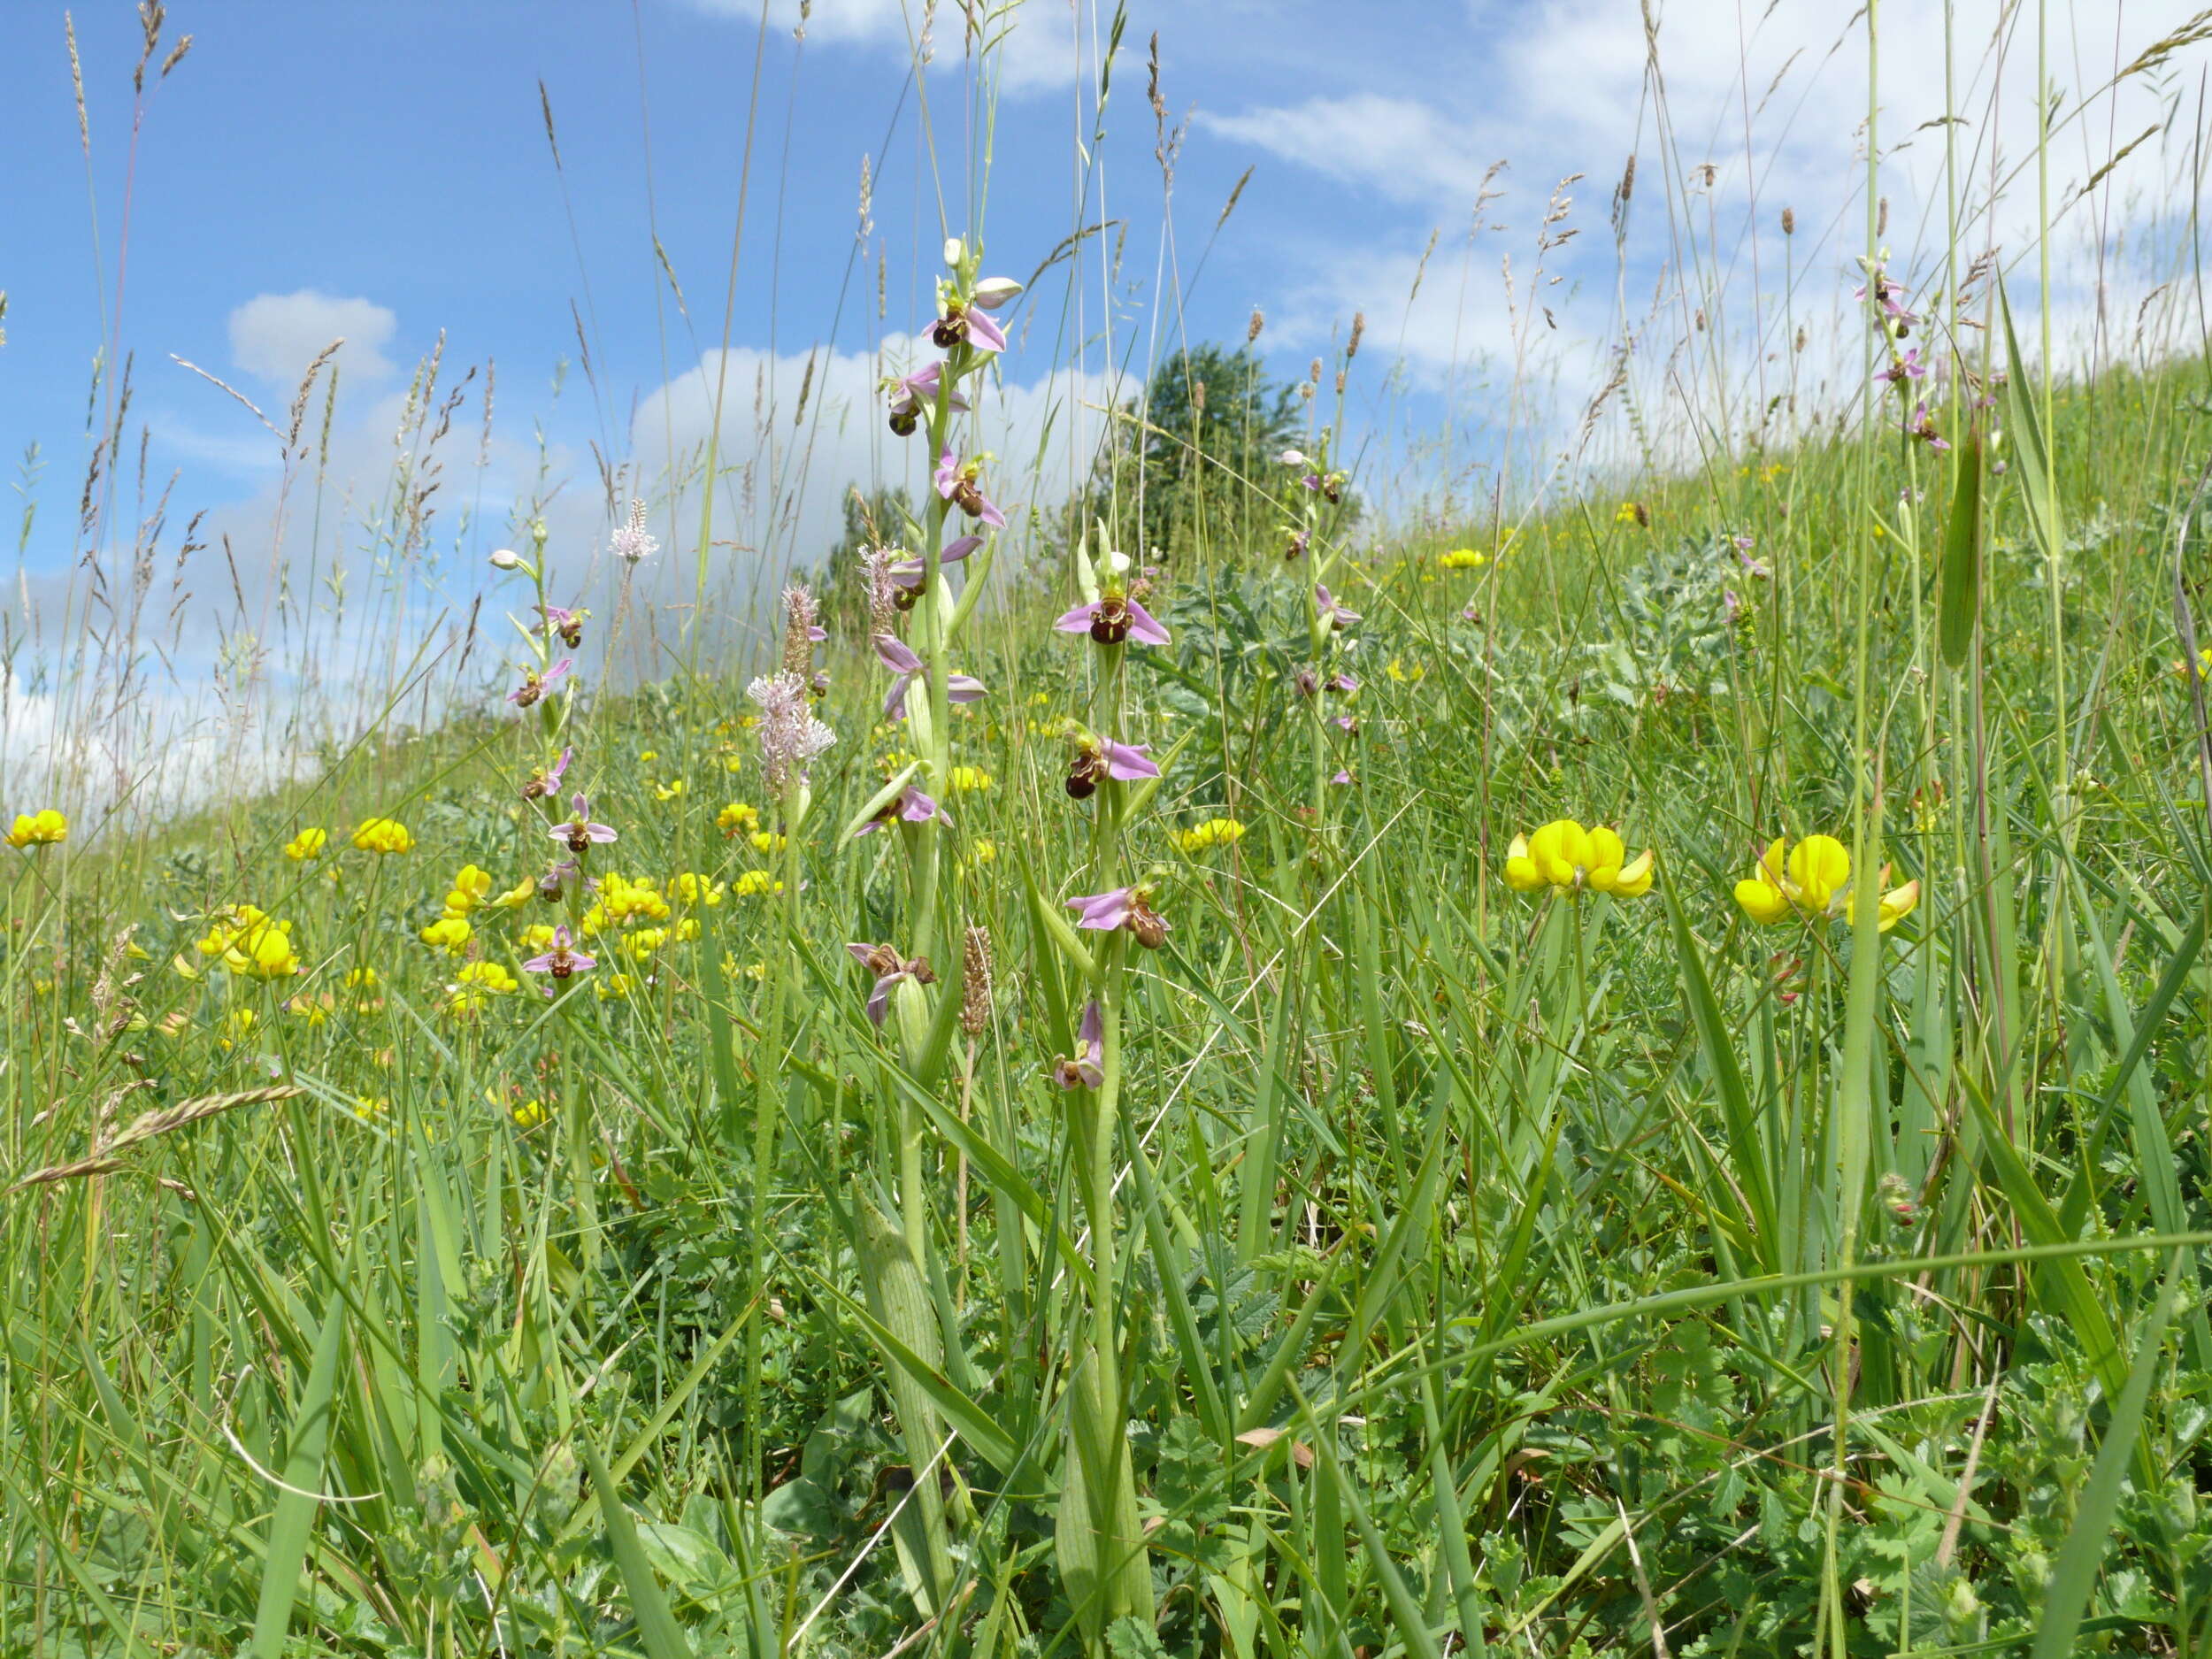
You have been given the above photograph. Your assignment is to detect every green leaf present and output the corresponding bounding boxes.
[580,1442,697,1659]
[2030,1255,2181,1659]
[1939,429,1985,667]
[1999,279,2064,562]
[1661,868,1779,1271]
[249,1287,348,1659]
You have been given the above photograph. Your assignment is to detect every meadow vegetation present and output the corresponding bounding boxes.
[9,4,2212,1656]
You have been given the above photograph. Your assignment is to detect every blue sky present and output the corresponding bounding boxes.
[1,0,2205,688]
[3,0,1460,541]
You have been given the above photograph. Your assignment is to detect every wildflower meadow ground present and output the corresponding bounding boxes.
[9,4,2212,1656]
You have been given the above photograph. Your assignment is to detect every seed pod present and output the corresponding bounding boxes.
[959,925,991,1036]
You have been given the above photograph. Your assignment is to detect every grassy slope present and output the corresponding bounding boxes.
[4,343,2212,1656]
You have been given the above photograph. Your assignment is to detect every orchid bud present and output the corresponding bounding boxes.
[489,548,524,571]
[971,276,1023,310]
[942,236,965,269]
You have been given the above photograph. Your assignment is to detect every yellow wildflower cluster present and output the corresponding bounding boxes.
[1176,817,1248,854]
[718,801,761,836]
[343,966,383,1012]
[749,830,789,856]
[589,872,671,928]
[731,870,783,898]
[196,905,303,978]
[1732,835,1918,933]
[442,864,494,916]
[6,809,67,849]
[1504,821,1654,899]
[672,872,726,907]
[420,917,472,953]
[352,818,415,855]
[947,765,994,793]
[283,827,328,861]
[622,928,669,962]
[447,960,520,1017]
[1438,548,1489,570]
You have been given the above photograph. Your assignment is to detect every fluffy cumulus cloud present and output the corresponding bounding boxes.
[592,328,1125,680]
[228,289,398,386]
[1200,0,2212,477]
[1201,94,1493,208]
[685,0,1089,92]
[2,303,1131,823]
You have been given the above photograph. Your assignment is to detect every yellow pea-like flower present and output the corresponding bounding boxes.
[1503,819,1654,899]
[1733,833,1917,932]
[6,809,67,849]
[352,818,415,855]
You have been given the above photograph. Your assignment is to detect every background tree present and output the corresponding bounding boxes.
[815,483,913,637]
[1071,342,1325,565]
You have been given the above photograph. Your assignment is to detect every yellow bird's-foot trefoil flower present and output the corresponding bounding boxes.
[353,818,415,855]
[1503,819,1654,899]
[1732,834,1919,932]
[6,810,67,849]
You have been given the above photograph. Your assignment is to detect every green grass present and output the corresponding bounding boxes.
[5,341,2211,1655]
[12,9,2212,1656]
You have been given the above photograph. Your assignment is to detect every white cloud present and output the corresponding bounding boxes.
[684,0,1089,93]
[228,289,397,386]
[1205,0,2212,488]
[595,330,1125,678]
[1200,94,1493,208]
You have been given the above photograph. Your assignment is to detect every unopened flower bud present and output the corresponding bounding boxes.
[971,276,1023,310]
[942,236,965,269]
[489,548,524,571]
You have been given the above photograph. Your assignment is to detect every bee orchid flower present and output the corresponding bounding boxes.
[1051,1001,1105,1089]
[872,634,987,718]
[1064,735,1157,799]
[549,794,618,854]
[884,361,971,435]
[1055,591,1171,647]
[889,534,982,590]
[509,657,572,707]
[856,784,950,834]
[1066,884,1171,948]
[933,448,1008,526]
[847,941,937,1025]
[522,925,596,980]
[522,747,573,801]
